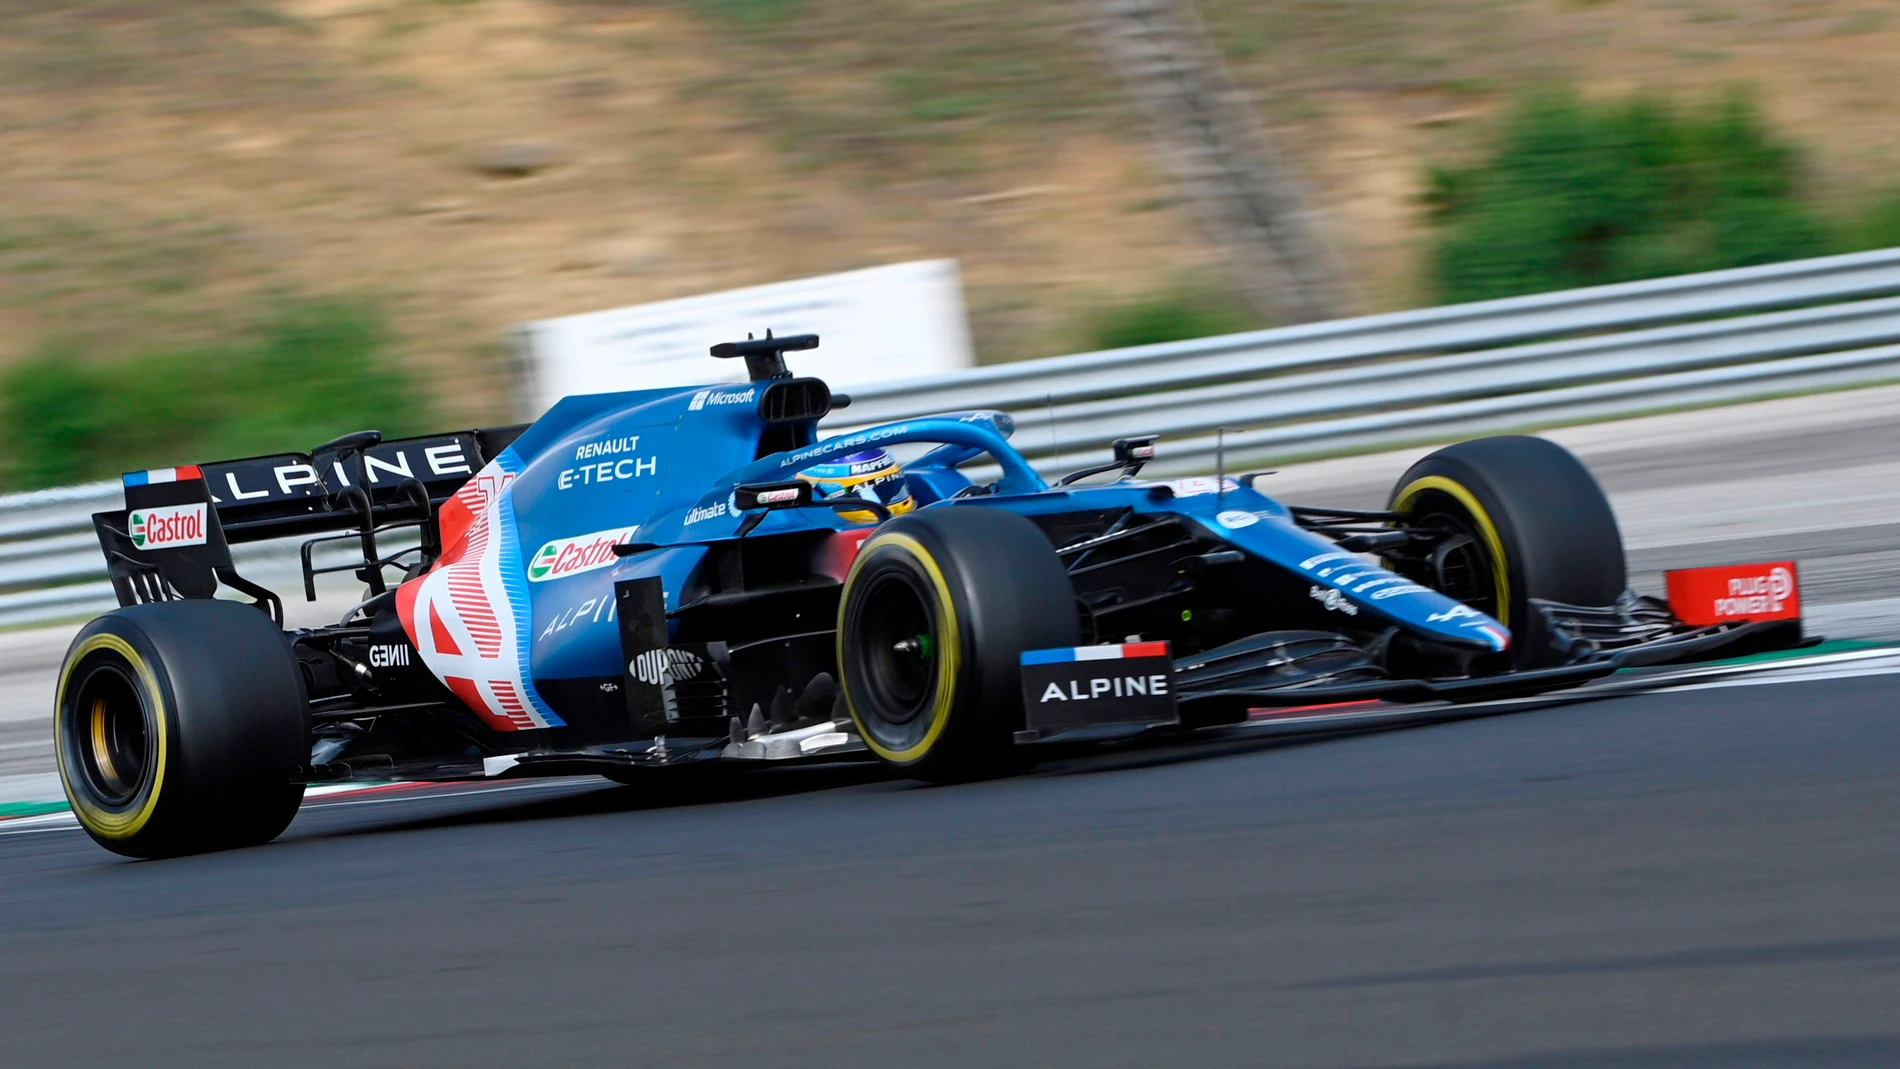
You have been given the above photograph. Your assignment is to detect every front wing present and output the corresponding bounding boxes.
[1013,614,1803,744]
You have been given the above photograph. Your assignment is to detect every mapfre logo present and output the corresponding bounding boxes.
[688,387,756,411]
[129,503,208,549]
[527,526,638,582]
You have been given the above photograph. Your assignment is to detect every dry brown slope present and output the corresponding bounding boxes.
[0,0,1216,422]
[3,0,1899,423]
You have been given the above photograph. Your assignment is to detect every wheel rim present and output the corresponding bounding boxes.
[1428,515,1501,619]
[1397,497,1504,622]
[67,662,151,808]
[851,569,938,728]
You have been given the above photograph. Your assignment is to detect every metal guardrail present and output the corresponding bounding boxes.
[0,486,412,628]
[836,246,1900,470]
[9,247,1900,629]
[0,483,122,626]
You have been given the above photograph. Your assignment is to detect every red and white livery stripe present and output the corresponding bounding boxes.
[396,467,557,732]
[1073,641,1172,661]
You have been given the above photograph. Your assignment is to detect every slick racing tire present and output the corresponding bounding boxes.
[1388,436,1626,670]
[56,600,309,859]
[837,506,1078,782]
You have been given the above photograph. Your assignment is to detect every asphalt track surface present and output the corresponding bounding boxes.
[2,672,1897,1068]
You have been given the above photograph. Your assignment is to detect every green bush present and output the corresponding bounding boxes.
[1082,288,1258,352]
[1,300,429,491]
[678,0,805,24]
[1847,187,1900,252]
[1428,89,1835,303]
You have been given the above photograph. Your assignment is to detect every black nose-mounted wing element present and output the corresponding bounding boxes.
[713,331,843,455]
[711,330,820,382]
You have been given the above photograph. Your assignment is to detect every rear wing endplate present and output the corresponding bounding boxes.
[92,425,525,619]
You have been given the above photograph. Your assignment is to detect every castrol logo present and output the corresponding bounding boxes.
[527,526,639,582]
[128,503,208,549]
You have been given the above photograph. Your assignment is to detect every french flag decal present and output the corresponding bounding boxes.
[123,465,203,487]
[1019,641,1179,738]
[1021,641,1171,665]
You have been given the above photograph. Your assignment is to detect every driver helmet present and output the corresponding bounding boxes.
[797,448,914,524]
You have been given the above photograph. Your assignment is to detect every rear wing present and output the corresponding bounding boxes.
[93,426,525,621]
[175,426,524,541]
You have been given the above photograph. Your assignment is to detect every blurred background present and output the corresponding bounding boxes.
[5,0,1900,492]
[8,10,1900,1064]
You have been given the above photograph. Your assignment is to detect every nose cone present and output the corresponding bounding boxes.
[1417,602,1512,652]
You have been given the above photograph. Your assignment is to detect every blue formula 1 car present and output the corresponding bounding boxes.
[56,333,1796,857]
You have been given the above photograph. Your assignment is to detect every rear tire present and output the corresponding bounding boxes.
[1388,436,1626,669]
[56,600,309,859]
[837,506,1078,782]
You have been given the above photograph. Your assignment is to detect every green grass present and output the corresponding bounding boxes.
[681,0,805,23]
[641,0,1116,173]
[1080,286,1259,352]
[0,212,268,346]
[0,2,337,110]
[1844,187,1900,250]
[1200,0,1523,100]
[1832,9,1891,34]
[0,299,431,491]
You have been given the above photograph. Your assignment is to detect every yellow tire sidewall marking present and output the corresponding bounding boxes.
[838,531,963,765]
[1393,475,1513,626]
[55,632,169,840]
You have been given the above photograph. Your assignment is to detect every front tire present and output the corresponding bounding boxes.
[1388,436,1626,669]
[56,601,309,859]
[837,506,1078,782]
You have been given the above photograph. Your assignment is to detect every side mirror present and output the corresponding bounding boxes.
[734,481,814,511]
[1112,435,1158,476]
[732,479,890,535]
[1056,434,1161,487]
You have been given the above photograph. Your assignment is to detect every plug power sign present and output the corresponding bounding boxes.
[1665,561,1801,624]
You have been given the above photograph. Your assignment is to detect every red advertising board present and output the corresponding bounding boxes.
[1664,561,1801,626]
